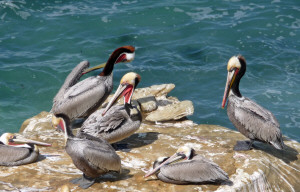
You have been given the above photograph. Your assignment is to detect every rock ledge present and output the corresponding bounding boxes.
[0,84,298,192]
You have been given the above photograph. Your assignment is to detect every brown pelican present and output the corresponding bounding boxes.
[0,133,51,166]
[77,72,142,144]
[222,55,284,151]
[144,146,229,184]
[52,46,135,121]
[52,114,121,189]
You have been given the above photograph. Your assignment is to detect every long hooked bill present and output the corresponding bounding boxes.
[144,153,183,178]
[82,62,106,74]
[12,136,51,147]
[222,69,238,108]
[102,84,129,116]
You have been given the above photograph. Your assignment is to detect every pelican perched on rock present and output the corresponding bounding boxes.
[144,146,229,184]
[222,55,284,151]
[52,46,135,121]
[77,72,142,144]
[0,133,51,166]
[52,114,121,189]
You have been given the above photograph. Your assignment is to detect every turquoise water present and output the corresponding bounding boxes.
[0,1,299,141]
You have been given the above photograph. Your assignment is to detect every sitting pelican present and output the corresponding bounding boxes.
[52,46,135,121]
[144,146,229,184]
[222,55,284,151]
[77,72,142,144]
[0,133,51,166]
[52,114,121,189]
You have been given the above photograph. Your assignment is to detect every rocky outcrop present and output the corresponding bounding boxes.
[145,100,194,122]
[101,83,193,122]
[0,84,299,191]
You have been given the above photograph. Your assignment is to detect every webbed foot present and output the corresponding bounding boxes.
[70,174,95,189]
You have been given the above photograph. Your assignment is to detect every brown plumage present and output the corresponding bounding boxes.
[0,133,51,166]
[222,55,284,151]
[78,72,142,144]
[52,46,135,121]
[145,146,229,184]
[52,114,121,189]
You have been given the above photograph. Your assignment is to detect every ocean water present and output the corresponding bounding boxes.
[0,0,299,141]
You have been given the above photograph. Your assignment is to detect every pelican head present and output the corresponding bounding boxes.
[102,72,141,116]
[144,146,195,178]
[0,133,51,148]
[52,114,70,142]
[222,55,246,108]
[82,46,135,74]
[114,46,135,63]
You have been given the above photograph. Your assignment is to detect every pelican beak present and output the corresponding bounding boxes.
[10,136,51,147]
[144,153,183,178]
[82,62,106,75]
[102,83,134,116]
[222,68,239,108]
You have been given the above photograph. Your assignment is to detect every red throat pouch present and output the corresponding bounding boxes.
[121,85,133,103]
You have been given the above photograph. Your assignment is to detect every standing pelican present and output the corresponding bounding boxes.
[144,146,229,184]
[222,55,284,151]
[52,114,121,189]
[77,72,142,144]
[52,46,135,121]
[0,133,51,166]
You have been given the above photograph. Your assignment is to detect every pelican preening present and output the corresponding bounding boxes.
[52,46,135,121]
[222,55,284,151]
[0,133,51,166]
[52,114,121,189]
[78,72,142,144]
[144,146,229,184]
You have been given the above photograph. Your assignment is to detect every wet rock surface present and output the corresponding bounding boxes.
[0,84,299,191]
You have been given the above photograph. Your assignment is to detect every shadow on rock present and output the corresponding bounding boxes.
[37,154,61,163]
[145,178,233,186]
[253,141,298,163]
[114,132,160,152]
[37,155,47,162]
[96,168,133,183]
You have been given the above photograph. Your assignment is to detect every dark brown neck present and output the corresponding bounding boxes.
[100,47,133,76]
[231,55,246,98]
[56,114,74,137]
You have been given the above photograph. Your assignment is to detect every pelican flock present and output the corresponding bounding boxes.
[52,46,135,121]
[2,44,288,190]
[0,133,51,166]
[77,72,142,144]
[222,55,284,151]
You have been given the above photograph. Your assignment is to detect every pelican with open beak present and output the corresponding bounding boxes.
[222,55,284,151]
[52,46,135,121]
[144,146,229,184]
[78,72,142,144]
[0,133,51,166]
[102,72,140,116]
